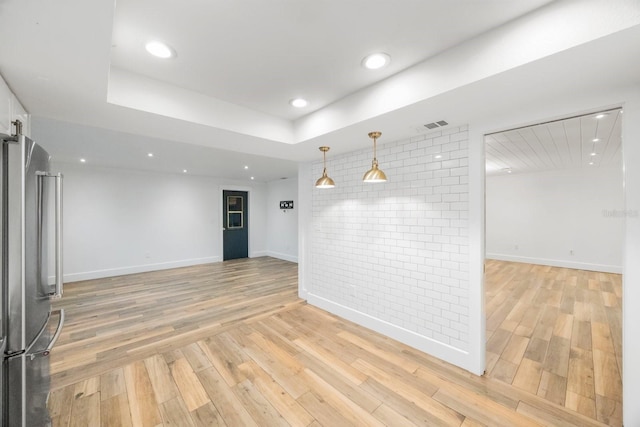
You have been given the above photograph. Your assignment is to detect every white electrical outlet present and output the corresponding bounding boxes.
[569,249,574,255]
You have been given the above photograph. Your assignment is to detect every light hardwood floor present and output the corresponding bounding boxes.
[49,257,302,390]
[50,257,614,426]
[485,260,622,426]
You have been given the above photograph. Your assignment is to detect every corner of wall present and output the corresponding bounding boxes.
[297,163,312,300]
[622,86,640,427]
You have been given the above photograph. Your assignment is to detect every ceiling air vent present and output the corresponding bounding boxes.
[424,120,448,129]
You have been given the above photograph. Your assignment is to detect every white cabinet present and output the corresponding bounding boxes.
[0,77,11,135]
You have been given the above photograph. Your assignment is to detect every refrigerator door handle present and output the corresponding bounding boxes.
[29,309,64,360]
[53,172,64,298]
[37,171,64,298]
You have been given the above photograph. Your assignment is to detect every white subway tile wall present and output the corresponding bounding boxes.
[310,126,470,351]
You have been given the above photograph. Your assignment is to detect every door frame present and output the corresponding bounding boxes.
[475,104,626,384]
[218,185,253,261]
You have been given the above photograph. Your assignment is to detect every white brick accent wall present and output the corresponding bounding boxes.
[308,126,471,354]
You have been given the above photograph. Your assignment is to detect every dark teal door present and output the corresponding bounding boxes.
[223,190,248,260]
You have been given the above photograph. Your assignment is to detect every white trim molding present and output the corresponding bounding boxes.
[266,251,298,263]
[486,253,622,274]
[57,256,221,283]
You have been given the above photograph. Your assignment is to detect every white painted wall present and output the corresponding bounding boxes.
[0,75,9,134]
[486,167,623,273]
[248,185,267,258]
[300,126,473,369]
[266,177,298,262]
[47,161,267,282]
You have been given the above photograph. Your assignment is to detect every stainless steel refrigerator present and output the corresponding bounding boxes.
[1,121,64,427]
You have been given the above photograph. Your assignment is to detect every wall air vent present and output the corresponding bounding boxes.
[424,120,449,129]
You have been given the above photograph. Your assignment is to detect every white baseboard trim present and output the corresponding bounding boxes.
[59,256,221,283]
[486,253,622,274]
[305,292,477,374]
[266,251,298,263]
[250,251,268,258]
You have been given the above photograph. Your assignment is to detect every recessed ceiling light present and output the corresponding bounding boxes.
[183,169,187,173]
[147,153,154,157]
[592,138,600,142]
[434,154,442,159]
[362,53,390,70]
[244,165,249,170]
[145,41,175,59]
[591,152,597,156]
[250,176,255,180]
[80,158,86,163]
[595,113,607,119]
[502,167,512,174]
[589,162,594,165]
[290,98,308,108]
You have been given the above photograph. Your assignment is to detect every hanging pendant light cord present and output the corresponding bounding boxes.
[373,135,378,165]
[323,149,327,174]
[370,132,381,167]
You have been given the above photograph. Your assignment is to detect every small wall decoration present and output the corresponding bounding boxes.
[280,201,294,209]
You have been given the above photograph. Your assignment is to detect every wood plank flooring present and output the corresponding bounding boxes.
[50,257,302,390]
[50,257,613,426]
[484,260,622,426]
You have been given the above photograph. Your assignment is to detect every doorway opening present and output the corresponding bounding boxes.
[483,108,623,424]
[223,189,249,261]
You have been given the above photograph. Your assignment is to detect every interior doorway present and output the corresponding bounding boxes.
[223,190,248,260]
[483,108,624,425]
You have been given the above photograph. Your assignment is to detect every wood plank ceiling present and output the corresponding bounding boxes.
[485,109,622,175]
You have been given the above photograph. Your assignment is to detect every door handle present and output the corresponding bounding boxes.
[37,171,64,298]
[223,228,226,231]
[30,309,64,359]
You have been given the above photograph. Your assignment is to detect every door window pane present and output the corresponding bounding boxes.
[228,212,243,228]
[227,196,243,212]
[227,196,243,229]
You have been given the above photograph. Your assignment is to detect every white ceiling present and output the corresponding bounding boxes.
[32,117,300,181]
[110,0,552,121]
[0,0,639,181]
[486,109,622,176]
